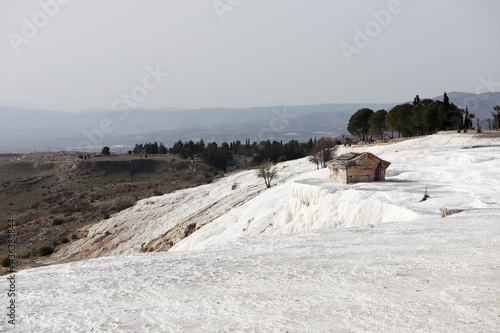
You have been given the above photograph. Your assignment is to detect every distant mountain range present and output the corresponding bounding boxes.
[1,92,499,153]
[434,91,500,117]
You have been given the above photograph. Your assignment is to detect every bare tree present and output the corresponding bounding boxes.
[309,137,337,169]
[308,154,320,170]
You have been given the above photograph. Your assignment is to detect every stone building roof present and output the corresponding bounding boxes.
[328,152,390,168]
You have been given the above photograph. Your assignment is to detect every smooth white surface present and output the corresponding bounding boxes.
[5,133,500,332]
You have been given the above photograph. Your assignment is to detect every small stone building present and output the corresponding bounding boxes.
[327,152,390,184]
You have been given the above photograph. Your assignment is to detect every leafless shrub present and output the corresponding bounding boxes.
[309,137,337,169]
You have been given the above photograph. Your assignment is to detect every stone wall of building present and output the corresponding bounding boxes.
[329,165,387,184]
[329,167,348,184]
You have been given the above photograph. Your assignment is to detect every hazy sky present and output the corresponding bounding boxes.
[1,0,499,112]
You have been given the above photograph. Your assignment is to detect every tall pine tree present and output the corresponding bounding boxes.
[413,95,421,105]
[443,92,450,111]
